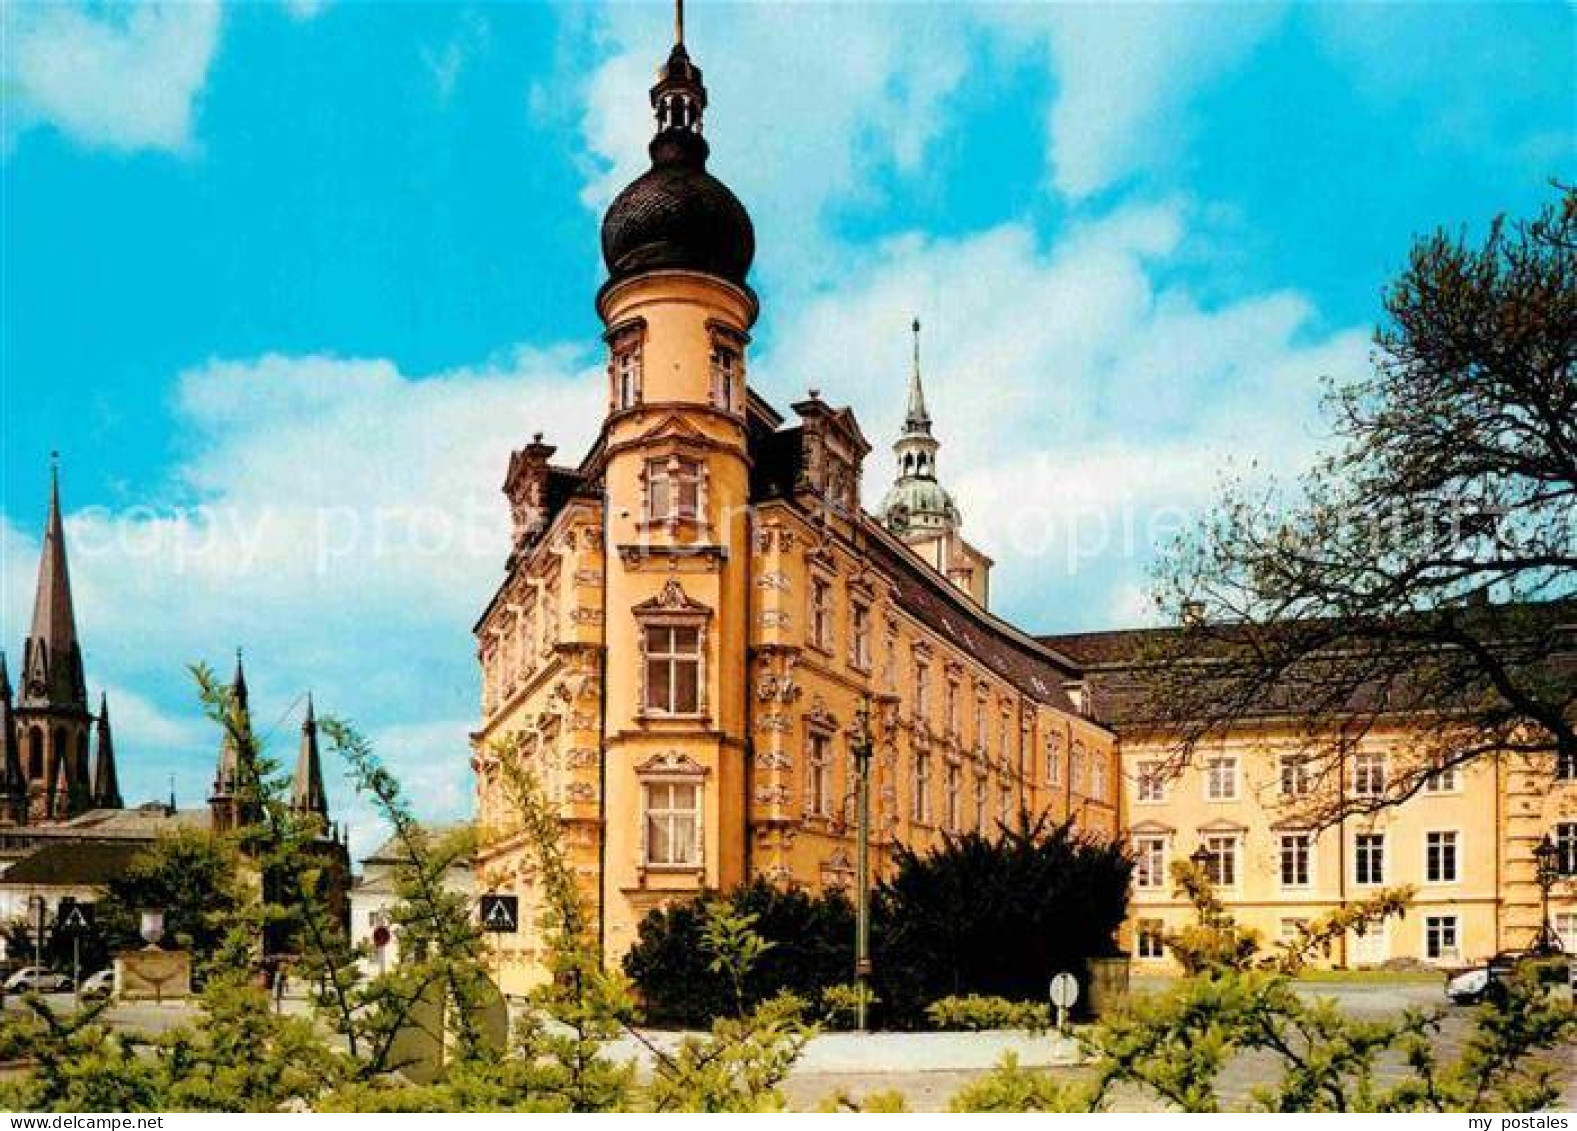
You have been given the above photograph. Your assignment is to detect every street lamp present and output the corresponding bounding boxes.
[851,698,875,1032]
[1531,835,1561,955]
[1190,843,1214,882]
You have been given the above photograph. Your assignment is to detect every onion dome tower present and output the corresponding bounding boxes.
[880,319,961,538]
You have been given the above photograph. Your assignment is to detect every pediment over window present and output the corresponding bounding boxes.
[634,579,711,617]
[634,750,708,779]
[1198,818,1249,834]
[636,414,711,446]
[1128,819,1175,835]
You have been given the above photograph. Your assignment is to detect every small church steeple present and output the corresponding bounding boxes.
[210,650,254,833]
[291,694,328,823]
[21,457,86,714]
[91,692,122,810]
[879,319,959,539]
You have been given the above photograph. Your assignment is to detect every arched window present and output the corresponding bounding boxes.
[27,727,42,779]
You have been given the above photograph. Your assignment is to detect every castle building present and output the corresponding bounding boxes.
[471,19,1120,990]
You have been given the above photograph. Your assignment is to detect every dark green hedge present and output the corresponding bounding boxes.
[624,813,1132,1029]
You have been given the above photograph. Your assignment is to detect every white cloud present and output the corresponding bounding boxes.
[2,1,222,154]
[755,199,1369,628]
[281,0,327,20]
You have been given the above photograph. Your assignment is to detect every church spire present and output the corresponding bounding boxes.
[91,692,122,810]
[291,693,328,821]
[21,457,86,712]
[905,318,932,434]
[212,651,249,802]
[0,656,26,824]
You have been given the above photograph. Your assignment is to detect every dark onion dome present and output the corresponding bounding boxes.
[600,42,755,290]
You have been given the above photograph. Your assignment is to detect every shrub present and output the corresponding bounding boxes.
[925,995,1052,1033]
[623,880,854,1028]
[871,813,1131,1027]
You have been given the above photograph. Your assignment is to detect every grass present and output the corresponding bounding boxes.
[1294,968,1443,984]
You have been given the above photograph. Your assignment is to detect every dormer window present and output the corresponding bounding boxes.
[646,455,702,523]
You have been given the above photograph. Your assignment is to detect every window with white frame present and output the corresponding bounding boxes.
[1280,832,1313,888]
[806,732,834,818]
[1134,835,1167,889]
[1425,762,1460,792]
[1137,919,1165,959]
[1352,751,1387,797]
[1557,747,1577,781]
[644,781,701,867]
[1090,754,1109,802]
[1137,760,1166,803]
[1424,914,1459,960]
[1556,822,1577,875]
[912,751,932,824]
[1280,755,1311,798]
[1556,911,1577,952]
[643,623,703,715]
[914,660,931,721]
[849,602,871,671]
[1203,834,1238,886]
[710,344,739,412]
[1046,735,1063,787]
[1426,830,1459,883]
[613,343,642,409]
[1072,746,1089,792]
[809,577,834,652]
[1355,832,1385,885]
[973,774,988,830]
[945,763,961,831]
[1205,755,1238,801]
[946,682,961,740]
[646,455,701,523]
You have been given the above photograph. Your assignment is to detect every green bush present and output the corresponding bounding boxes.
[871,813,1131,1027]
[622,880,854,1028]
[925,994,1052,1032]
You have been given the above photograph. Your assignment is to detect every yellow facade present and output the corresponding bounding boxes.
[1112,722,1577,972]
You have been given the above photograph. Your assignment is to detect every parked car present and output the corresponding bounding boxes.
[1445,949,1567,1006]
[77,969,115,1000]
[4,966,72,993]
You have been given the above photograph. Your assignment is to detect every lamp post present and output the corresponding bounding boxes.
[851,698,875,1032]
[1531,834,1560,955]
[1190,843,1214,881]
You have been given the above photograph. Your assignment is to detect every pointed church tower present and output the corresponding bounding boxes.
[0,656,28,826]
[291,694,328,823]
[16,461,93,822]
[91,692,123,810]
[878,322,994,606]
[209,651,254,834]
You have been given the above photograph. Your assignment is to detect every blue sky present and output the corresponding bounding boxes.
[2,1,1572,852]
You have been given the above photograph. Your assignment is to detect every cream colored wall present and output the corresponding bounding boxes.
[1121,726,1537,972]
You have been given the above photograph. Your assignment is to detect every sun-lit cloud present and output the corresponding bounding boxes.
[1,1,223,154]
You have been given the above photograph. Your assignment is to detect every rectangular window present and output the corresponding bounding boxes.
[912,752,932,824]
[1205,755,1238,801]
[1000,778,1013,825]
[1355,832,1385,885]
[850,602,871,671]
[1557,748,1577,781]
[1425,915,1459,961]
[1046,736,1063,788]
[1280,833,1312,888]
[1280,755,1310,798]
[643,624,702,715]
[973,775,987,830]
[710,345,738,412]
[644,781,700,866]
[973,696,987,753]
[1134,835,1166,889]
[807,733,833,818]
[1426,830,1459,883]
[1137,919,1165,959]
[1425,763,1460,792]
[1556,822,1577,876]
[1203,834,1238,887]
[914,661,930,721]
[1352,752,1387,798]
[945,763,961,831]
[1089,754,1109,802]
[615,346,642,409]
[946,682,961,741]
[646,455,701,522]
[1136,760,1166,803]
[1555,912,1577,952]
[810,578,834,652]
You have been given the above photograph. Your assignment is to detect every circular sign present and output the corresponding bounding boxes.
[1049,971,1079,1009]
[372,925,392,949]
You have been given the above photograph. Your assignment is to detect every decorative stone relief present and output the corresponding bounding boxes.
[754,749,793,771]
[756,571,791,592]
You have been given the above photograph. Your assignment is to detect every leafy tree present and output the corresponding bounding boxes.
[871,812,1132,1027]
[1148,187,1577,823]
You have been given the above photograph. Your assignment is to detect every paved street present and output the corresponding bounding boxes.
[5,979,1573,1112]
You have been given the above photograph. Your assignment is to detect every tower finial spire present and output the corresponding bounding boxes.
[676,0,684,46]
[905,316,931,433]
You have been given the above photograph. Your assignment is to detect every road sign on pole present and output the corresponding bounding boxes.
[479,894,519,934]
[1049,971,1080,1032]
